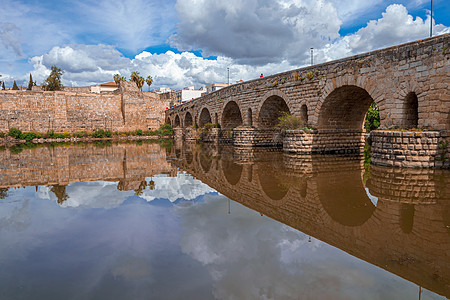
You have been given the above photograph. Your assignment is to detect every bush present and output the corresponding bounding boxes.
[75,131,85,138]
[203,123,220,130]
[8,128,22,139]
[20,132,37,141]
[0,132,5,138]
[158,124,173,136]
[276,112,301,130]
[364,102,380,132]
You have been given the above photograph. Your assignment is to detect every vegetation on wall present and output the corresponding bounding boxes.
[364,102,380,132]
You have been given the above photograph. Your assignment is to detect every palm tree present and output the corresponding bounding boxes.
[113,74,121,86]
[130,71,140,83]
[146,75,153,91]
[136,76,145,91]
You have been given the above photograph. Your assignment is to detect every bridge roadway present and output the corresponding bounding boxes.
[166,34,449,159]
[167,141,450,298]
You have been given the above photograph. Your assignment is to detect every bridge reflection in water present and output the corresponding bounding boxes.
[167,141,450,298]
[0,141,448,297]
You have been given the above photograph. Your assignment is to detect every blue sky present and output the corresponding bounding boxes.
[0,0,448,89]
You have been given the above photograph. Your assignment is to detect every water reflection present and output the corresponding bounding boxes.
[0,141,448,299]
[168,142,450,298]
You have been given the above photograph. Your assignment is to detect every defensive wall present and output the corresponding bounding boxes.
[0,81,171,133]
[167,142,450,298]
[166,34,450,168]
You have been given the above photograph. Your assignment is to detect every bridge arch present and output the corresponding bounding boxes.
[184,112,193,127]
[174,115,181,127]
[199,107,212,127]
[257,90,291,128]
[316,85,374,130]
[222,100,243,129]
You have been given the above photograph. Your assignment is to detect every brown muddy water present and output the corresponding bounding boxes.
[0,141,448,300]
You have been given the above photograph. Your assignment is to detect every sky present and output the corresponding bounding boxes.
[0,0,449,90]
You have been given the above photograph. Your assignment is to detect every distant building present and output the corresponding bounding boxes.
[90,81,119,93]
[176,86,206,104]
[156,87,173,94]
[204,83,229,94]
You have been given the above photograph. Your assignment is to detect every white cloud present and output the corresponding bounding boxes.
[317,4,450,62]
[170,0,342,65]
[5,3,449,90]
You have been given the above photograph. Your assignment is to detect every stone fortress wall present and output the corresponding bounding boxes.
[0,81,171,133]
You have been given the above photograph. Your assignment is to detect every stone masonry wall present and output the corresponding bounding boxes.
[371,130,450,168]
[0,81,170,133]
[168,34,449,132]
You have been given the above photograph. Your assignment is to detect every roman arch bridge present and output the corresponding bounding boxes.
[166,34,449,164]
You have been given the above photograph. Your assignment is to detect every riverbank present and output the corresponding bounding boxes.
[0,134,172,148]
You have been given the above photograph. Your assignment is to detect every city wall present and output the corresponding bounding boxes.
[0,82,171,133]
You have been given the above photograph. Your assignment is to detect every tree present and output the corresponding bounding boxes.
[130,71,145,91]
[12,81,19,90]
[42,66,64,91]
[27,73,34,90]
[146,75,153,91]
[1,82,5,90]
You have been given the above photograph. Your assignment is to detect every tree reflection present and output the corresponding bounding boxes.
[0,187,9,199]
[50,185,69,205]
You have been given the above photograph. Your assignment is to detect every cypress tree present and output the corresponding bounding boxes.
[27,74,33,90]
[12,81,19,90]
[2,82,5,90]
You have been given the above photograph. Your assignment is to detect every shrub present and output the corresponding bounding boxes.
[8,128,22,139]
[0,132,5,138]
[276,112,301,130]
[20,132,37,141]
[364,102,380,132]
[203,123,220,130]
[105,130,112,137]
[136,129,143,136]
[158,124,173,136]
[306,71,314,80]
[75,131,85,138]
[63,132,70,138]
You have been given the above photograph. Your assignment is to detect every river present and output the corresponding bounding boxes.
[0,141,448,299]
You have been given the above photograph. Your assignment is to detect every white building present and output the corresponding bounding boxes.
[91,81,119,93]
[204,83,229,94]
[176,86,206,104]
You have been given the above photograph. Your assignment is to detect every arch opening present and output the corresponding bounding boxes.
[318,85,373,130]
[199,108,212,127]
[222,101,243,129]
[184,112,193,127]
[300,104,308,127]
[174,115,181,127]
[166,117,171,126]
[403,92,418,129]
[258,96,290,128]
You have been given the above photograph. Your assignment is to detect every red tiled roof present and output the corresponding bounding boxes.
[100,81,119,87]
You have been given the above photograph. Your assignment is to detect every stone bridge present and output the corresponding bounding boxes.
[166,34,450,168]
[167,141,450,298]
